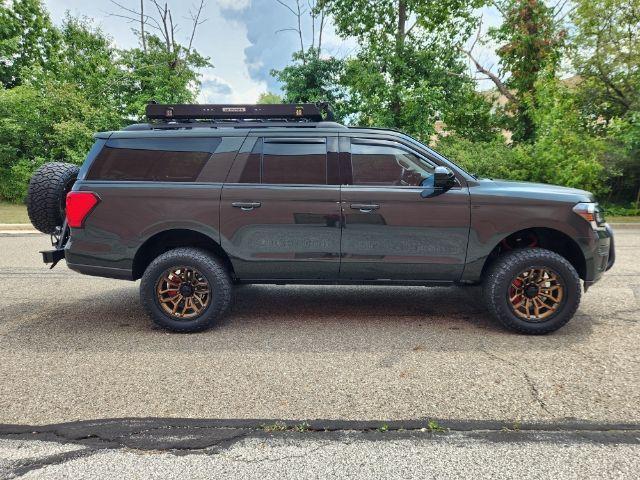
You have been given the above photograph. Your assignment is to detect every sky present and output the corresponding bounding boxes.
[43,0,501,103]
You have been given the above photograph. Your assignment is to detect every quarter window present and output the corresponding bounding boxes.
[351,141,435,186]
[86,138,219,182]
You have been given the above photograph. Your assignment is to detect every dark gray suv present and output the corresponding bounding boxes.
[27,103,614,334]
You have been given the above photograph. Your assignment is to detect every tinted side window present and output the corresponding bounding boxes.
[86,138,217,182]
[262,140,327,185]
[239,138,262,183]
[351,141,434,186]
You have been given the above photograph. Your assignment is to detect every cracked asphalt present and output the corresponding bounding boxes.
[0,227,638,478]
[1,421,638,479]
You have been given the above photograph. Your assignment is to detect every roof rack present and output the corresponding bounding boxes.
[145,102,334,122]
[122,120,346,131]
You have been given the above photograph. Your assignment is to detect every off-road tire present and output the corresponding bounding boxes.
[140,248,232,332]
[27,162,80,234]
[483,248,581,334]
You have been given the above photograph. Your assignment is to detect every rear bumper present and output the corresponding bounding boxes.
[66,261,133,280]
[41,248,65,264]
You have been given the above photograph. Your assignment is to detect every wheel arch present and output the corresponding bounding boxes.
[132,229,234,280]
[480,227,587,280]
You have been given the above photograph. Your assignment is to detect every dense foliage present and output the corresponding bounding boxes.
[271,48,349,121]
[0,0,638,210]
[320,0,497,142]
[488,0,565,142]
[311,0,635,204]
[0,0,208,202]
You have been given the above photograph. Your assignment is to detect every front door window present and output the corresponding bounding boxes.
[351,141,435,187]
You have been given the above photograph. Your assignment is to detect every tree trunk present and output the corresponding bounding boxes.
[140,0,146,52]
[390,0,407,126]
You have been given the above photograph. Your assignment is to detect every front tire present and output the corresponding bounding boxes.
[483,248,581,334]
[140,248,232,332]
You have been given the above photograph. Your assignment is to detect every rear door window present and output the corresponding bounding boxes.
[262,139,327,185]
[230,137,328,185]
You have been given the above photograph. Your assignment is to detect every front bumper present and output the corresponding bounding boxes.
[605,224,615,271]
[584,223,614,291]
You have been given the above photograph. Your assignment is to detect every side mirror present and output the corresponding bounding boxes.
[421,166,456,198]
[434,166,456,190]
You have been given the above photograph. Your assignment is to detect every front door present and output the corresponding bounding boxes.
[220,135,341,280]
[339,136,470,281]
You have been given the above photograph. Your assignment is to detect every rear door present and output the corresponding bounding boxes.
[220,135,341,280]
[339,136,470,281]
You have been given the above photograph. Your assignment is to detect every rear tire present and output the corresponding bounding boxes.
[483,248,581,334]
[27,162,79,234]
[140,247,232,332]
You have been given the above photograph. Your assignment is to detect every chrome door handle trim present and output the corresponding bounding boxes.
[232,202,262,211]
[350,203,380,212]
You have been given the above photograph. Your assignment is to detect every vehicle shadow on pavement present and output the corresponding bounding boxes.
[2,283,595,353]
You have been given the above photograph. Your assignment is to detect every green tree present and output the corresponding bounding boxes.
[109,0,211,119]
[271,48,347,120]
[43,15,124,124]
[570,0,640,204]
[0,81,115,201]
[118,35,210,119]
[438,75,608,198]
[0,2,213,202]
[0,0,58,87]
[436,135,530,181]
[571,0,639,120]
[527,75,607,195]
[322,0,497,141]
[490,0,564,141]
[257,92,283,104]
[462,0,565,142]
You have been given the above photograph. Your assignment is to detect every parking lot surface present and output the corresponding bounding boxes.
[0,229,638,425]
[1,428,638,480]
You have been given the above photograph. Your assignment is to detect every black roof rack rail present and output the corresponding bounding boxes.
[122,120,346,131]
[145,102,334,122]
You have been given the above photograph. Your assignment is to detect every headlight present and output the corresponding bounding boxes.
[573,202,605,229]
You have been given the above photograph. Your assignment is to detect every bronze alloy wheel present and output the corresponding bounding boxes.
[508,267,565,322]
[156,266,211,319]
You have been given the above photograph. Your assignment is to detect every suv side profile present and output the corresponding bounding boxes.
[28,103,614,334]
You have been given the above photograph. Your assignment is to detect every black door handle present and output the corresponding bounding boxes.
[350,203,380,213]
[232,202,261,211]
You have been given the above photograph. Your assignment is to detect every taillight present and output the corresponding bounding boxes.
[66,191,100,228]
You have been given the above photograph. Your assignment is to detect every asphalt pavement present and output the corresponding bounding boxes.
[0,227,638,478]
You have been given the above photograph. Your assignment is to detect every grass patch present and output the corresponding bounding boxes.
[377,423,389,433]
[259,421,288,432]
[426,420,446,433]
[259,421,312,433]
[0,202,29,224]
[293,422,310,433]
[608,215,640,223]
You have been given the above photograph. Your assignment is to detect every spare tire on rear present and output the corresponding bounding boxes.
[27,162,80,234]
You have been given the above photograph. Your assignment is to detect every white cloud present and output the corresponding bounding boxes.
[216,0,250,10]
[198,72,267,103]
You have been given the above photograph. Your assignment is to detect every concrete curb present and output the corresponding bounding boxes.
[608,223,640,230]
[0,223,35,230]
